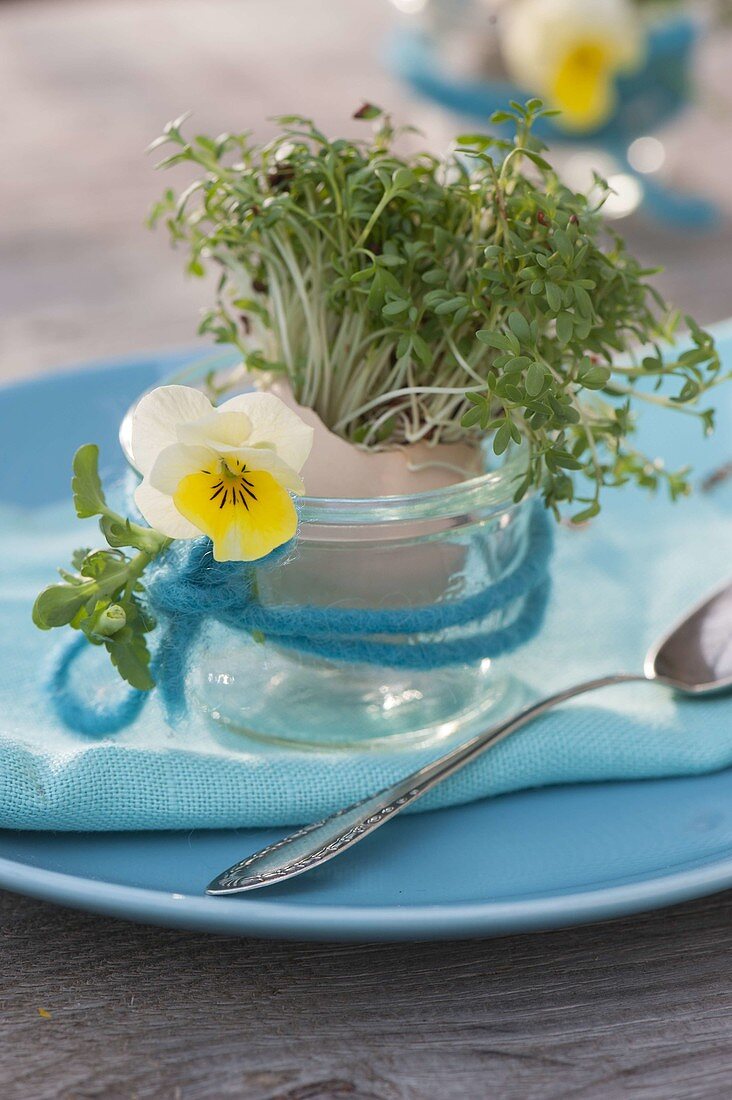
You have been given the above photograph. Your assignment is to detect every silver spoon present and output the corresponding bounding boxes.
[206,579,732,896]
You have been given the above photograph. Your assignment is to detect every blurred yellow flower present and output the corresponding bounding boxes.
[131,385,313,562]
[501,0,645,131]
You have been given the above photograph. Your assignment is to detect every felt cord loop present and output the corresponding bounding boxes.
[49,502,553,735]
[48,634,148,736]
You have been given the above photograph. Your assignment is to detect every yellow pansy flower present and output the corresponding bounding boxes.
[501,0,645,132]
[130,385,313,562]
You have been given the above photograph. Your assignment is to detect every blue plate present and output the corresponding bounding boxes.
[3,349,732,940]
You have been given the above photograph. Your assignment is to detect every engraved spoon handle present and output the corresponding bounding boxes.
[206,672,645,894]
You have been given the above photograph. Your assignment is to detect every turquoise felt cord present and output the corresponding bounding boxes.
[49,502,553,735]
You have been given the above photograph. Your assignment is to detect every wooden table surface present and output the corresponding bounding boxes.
[3,2,732,1096]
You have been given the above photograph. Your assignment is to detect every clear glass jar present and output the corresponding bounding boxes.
[121,358,543,751]
[195,452,541,749]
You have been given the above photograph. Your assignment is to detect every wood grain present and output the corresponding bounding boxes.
[3,2,732,1097]
[2,889,732,1099]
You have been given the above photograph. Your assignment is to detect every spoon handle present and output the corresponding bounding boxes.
[206,672,645,895]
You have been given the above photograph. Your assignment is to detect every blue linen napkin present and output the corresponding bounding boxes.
[1,335,732,831]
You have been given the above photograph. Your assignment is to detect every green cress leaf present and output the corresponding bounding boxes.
[519,149,552,172]
[461,405,483,428]
[545,283,562,312]
[555,312,573,345]
[552,229,573,262]
[391,167,415,192]
[525,362,545,397]
[508,310,531,344]
[352,103,382,120]
[476,331,514,351]
[493,421,512,455]
[581,366,612,390]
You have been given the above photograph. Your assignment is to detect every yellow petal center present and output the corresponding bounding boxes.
[551,40,615,131]
[173,458,297,562]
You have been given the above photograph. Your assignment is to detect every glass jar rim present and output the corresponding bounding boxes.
[119,351,532,527]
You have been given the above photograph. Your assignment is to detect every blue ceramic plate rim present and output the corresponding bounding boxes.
[2,847,732,939]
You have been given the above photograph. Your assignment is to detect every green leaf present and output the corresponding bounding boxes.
[476,330,512,351]
[79,550,130,590]
[556,312,573,345]
[58,568,84,585]
[366,269,386,312]
[552,450,585,471]
[352,102,382,120]
[32,583,93,630]
[504,356,532,374]
[580,366,611,390]
[455,133,491,147]
[106,630,155,692]
[572,285,593,319]
[571,500,601,524]
[461,406,483,428]
[412,334,433,366]
[349,266,376,284]
[71,444,106,519]
[391,168,415,192]
[71,548,92,570]
[99,515,168,555]
[480,268,506,284]
[553,229,573,263]
[493,421,512,455]
[382,299,410,318]
[525,362,545,397]
[432,296,464,316]
[678,348,709,366]
[518,149,552,172]
[508,310,531,344]
[545,282,562,312]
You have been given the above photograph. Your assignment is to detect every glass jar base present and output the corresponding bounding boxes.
[191,641,521,751]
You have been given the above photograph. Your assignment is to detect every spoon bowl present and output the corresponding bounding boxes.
[646,581,732,696]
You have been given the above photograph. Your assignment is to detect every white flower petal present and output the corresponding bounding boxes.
[131,385,212,475]
[134,479,200,540]
[148,443,217,494]
[177,410,253,449]
[218,392,314,472]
